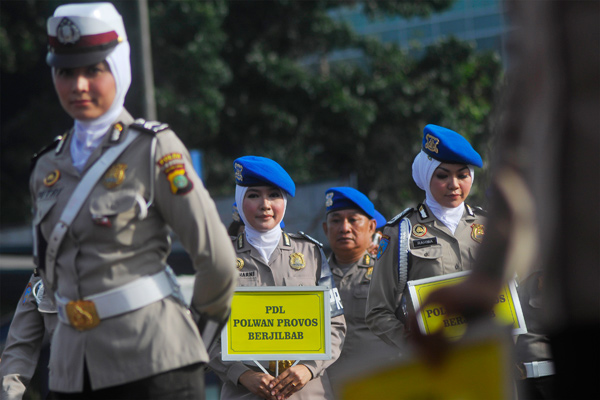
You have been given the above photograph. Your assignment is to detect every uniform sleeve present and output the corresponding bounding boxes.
[365,225,406,350]
[0,275,46,400]
[302,247,346,378]
[206,337,250,385]
[153,131,237,322]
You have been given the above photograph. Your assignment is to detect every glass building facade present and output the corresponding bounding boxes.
[327,0,508,62]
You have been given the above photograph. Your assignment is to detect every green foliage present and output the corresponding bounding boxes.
[1,0,502,226]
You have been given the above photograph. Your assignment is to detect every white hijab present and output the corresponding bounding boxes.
[412,151,475,234]
[235,185,288,264]
[54,41,132,172]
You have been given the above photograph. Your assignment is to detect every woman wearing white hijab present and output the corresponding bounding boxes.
[366,124,486,351]
[208,156,346,400]
[29,3,237,398]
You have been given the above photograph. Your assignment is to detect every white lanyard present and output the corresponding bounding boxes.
[44,129,140,287]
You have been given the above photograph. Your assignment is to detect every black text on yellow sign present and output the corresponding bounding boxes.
[408,271,527,340]
[222,287,331,361]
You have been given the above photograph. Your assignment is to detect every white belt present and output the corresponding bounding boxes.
[523,361,555,378]
[56,269,175,330]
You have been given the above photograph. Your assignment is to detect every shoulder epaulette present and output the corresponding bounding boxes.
[386,207,414,227]
[292,231,323,248]
[467,204,487,216]
[130,118,170,134]
[30,135,64,172]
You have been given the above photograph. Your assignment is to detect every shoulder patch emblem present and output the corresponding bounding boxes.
[157,153,184,169]
[103,163,127,189]
[412,224,427,237]
[164,164,193,195]
[43,170,60,187]
[22,282,33,305]
[290,252,306,270]
[377,234,390,260]
[471,223,485,243]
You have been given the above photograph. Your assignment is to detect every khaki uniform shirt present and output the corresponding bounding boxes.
[29,110,237,392]
[0,274,57,400]
[366,203,485,350]
[208,232,346,400]
[326,252,398,388]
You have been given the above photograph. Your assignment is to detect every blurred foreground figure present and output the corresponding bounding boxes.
[410,2,599,399]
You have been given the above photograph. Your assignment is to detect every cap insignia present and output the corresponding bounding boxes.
[234,162,243,182]
[57,18,81,45]
[289,253,306,270]
[471,223,485,243]
[325,192,334,207]
[425,134,440,154]
[43,170,60,187]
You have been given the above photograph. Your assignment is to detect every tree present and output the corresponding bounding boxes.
[1,0,501,227]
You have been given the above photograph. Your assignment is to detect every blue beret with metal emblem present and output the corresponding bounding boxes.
[422,124,483,168]
[233,156,295,197]
[325,187,376,219]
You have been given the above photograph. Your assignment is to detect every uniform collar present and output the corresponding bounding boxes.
[235,231,293,256]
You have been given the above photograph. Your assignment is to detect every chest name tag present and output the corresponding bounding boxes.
[412,238,438,248]
[239,271,257,278]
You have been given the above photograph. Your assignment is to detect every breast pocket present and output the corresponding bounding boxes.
[89,189,142,245]
[283,276,316,287]
[409,244,444,280]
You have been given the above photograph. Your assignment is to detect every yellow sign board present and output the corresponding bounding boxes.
[340,333,512,400]
[222,286,331,361]
[408,271,527,339]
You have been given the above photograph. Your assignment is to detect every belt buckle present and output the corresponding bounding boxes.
[269,360,295,374]
[66,300,100,331]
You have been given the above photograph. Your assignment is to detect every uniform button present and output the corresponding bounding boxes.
[424,252,429,257]
[455,265,460,270]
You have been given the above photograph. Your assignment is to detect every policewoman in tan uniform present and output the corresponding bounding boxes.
[0,273,57,400]
[321,187,398,391]
[366,124,486,350]
[31,3,237,398]
[208,156,346,400]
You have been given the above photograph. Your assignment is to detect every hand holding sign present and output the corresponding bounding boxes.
[269,364,312,400]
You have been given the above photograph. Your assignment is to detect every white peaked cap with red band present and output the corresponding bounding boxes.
[46,2,127,68]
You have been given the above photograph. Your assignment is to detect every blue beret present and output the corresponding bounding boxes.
[234,156,296,197]
[325,187,375,219]
[373,210,387,229]
[422,124,483,168]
